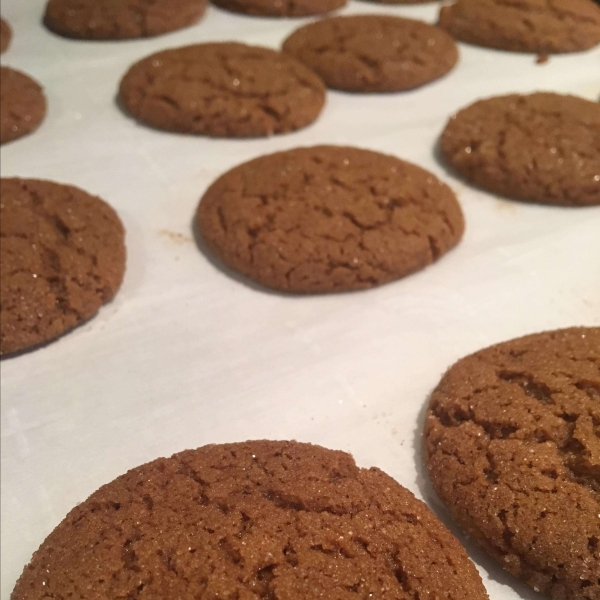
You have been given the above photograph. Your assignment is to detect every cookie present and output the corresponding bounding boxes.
[438,0,600,53]
[44,0,207,40]
[424,327,600,600]
[0,17,11,53]
[119,43,326,138]
[197,146,464,293]
[12,440,489,600]
[0,67,46,145]
[282,15,458,93]
[211,0,346,17]
[0,179,126,356]
[440,92,600,206]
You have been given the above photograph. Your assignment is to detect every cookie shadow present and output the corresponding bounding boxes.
[412,392,543,600]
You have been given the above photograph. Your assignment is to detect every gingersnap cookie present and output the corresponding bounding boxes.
[425,327,600,600]
[0,67,46,145]
[211,0,346,17]
[0,179,126,356]
[282,15,458,93]
[0,17,11,53]
[119,43,326,138]
[438,0,600,53]
[197,146,464,293]
[12,440,489,600]
[440,92,600,206]
[44,0,207,40]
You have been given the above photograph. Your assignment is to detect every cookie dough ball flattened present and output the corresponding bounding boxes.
[44,0,207,40]
[424,328,600,600]
[282,15,458,93]
[440,93,600,206]
[0,179,126,356]
[12,440,490,600]
[119,43,326,138]
[0,17,12,53]
[438,0,600,53]
[0,67,46,145]
[197,146,464,293]
[211,0,346,17]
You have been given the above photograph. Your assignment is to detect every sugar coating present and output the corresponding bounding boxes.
[282,15,458,93]
[44,0,207,40]
[197,146,464,293]
[425,327,600,600]
[0,179,126,356]
[119,43,326,138]
[12,441,489,600]
[212,0,346,17]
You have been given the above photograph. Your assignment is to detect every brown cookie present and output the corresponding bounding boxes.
[0,179,126,356]
[440,92,600,206]
[197,146,464,293]
[360,0,437,3]
[424,327,600,600]
[44,0,207,40]
[12,440,489,600]
[282,15,458,93]
[438,0,600,53]
[0,17,11,53]
[0,67,46,145]
[119,43,326,138]
[211,0,346,17]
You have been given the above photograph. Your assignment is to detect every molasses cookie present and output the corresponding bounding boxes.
[119,43,326,137]
[440,92,600,206]
[12,440,489,600]
[44,0,207,40]
[211,0,346,17]
[438,0,600,53]
[425,327,600,600]
[282,15,458,93]
[0,179,126,356]
[0,67,46,145]
[0,17,11,53]
[197,146,464,293]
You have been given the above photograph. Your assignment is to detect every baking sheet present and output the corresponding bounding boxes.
[1,1,599,597]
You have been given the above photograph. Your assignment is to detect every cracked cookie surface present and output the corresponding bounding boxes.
[197,146,464,293]
[44,0,207,40]
[438,0,600,53]
[282,15,458,93]
[11,440,489,600]
[211,0,346,17]
[440,92,600,206]
[424,327,600,600]
[0,179,126,356]
[119,43,326,138]
[0,17,11,53]
[0,67,46,145]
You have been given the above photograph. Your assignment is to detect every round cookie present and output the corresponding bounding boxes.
[12,440,490,600]
[438,0,600,53]
[440,92,600,206]
[211,0,346,17]
[44,0,207,40]
[0,179,126,356]
[0,17,11,53]
[282,15,458,93]
[119,43,326,138]
[197,146,464,293]
[0,67,46,145]
[424,327,600,600]
[360,1,437,4]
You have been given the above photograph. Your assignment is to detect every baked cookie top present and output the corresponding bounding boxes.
[440,92,600,206]
[44,0,207,40]
[438,0,600,53]
[119,43,326,138]
[425,327,600,600]
[12,440,489,600]
[211,0,346,17]
[0,67,46,145]
[197,146,464,293]
[0,17,11,53]
[283,15,458,93]
[0,179,126,356]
